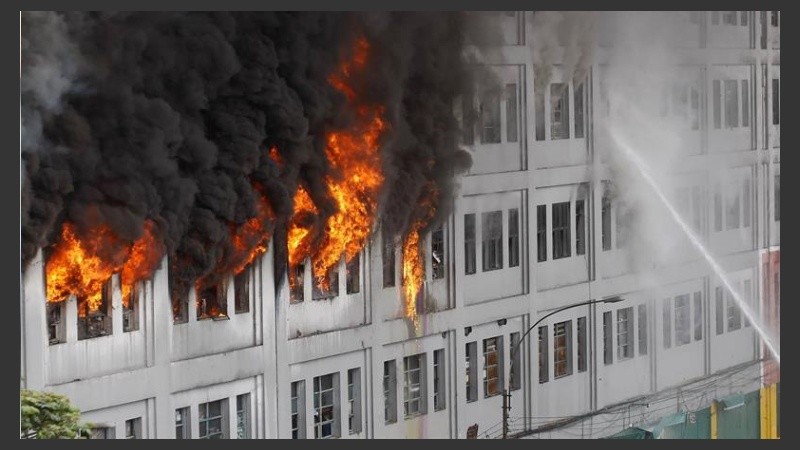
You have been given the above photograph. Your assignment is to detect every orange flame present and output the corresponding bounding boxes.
[287,36,387,291]
[401,186,439,324]
[121,220,164,308]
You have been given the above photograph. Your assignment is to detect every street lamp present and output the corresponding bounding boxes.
[500,296,624,439]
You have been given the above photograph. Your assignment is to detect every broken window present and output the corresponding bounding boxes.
[197,282,228,320]
[577,317,588,371]
[382,231,396,287]
[171,268,189,324]
[550,83,570,139]
[617,307,634,359]
[199,399,226,439]
[234,266,250,313]
[554,321,572,378]
[433,349,447,409]
[384,360,398,423]
[575,80,585,138]
[236,393,251,439]
[431,225,445,280]
[125,417,141,439]
[290,263,305,303]
[638,305,648,356]
[508,208,519,268]
[481,211,503,271]
[47,302,65,345]
[312,267,339,300]
[724,80,739,128]
[404,353,427,417]
[535,86,545,141]
[346,253,360,294]
[539,325,549,382]
[712,80,721,129]
[537,205,547,262]
[483,336,503,397]
[175,407,190,439]
[674,294,691,346]
[313,373,339,439]
[480,90,502,144]
[505,83,518,142]
[465,341,478,401]
[464,214,476,275]
[347,368,362,434]
[90,427,115,439]
[291,381,306,439]
[78,277,113,340]
[552,202,571,259]
[123,282,140,332]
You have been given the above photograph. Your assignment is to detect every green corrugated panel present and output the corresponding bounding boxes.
[659,408,711,439]
[718,391,761,439]
[604,427,654,439]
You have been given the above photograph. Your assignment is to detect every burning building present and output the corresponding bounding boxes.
[20,11,779,439]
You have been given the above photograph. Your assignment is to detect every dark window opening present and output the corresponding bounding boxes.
[509,333,521,390]
[723,11,737,25]
[432,225,445,280]
[537,205,547,262]
[78,277,113,340]
[741,80,750,127]
[290,263,305,303]
[694,292,703,341]
[617,307,634,360]
[603,311,613,365]
[550,83,570,139]
[384,361,398,423]
[772,78,780,125]
[675,294,691,346]
[538,326,549,382]
[123,282,140,332]
[465,342,478,401]
[312,267,339,300]
[462,95,474,145]
[740,11,748,26]
[715,287,724,335]
[576,199,586,256]
[638,304,648,356]
[197,282,228,320]
[47,302,65,345]
[171,269,189,324]
[554,321,573,378]
[575,80,585,138]
[602,187,612,251]
[433,349,447,409]
[346,254,360,294]
[505,83,518,143]
[482,211,503,271]
[464,214,476,275]
[508,208,520,268]
[577,316,587,372]
[552,202,571,259]
[483,336,503,397]
[771,11,779,27]
[234,266,250,314]
[382,230,395,287]
[535,87,545,141]
[480,91,502,144]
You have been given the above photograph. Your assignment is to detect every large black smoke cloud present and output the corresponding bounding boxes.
[21,12,491,301]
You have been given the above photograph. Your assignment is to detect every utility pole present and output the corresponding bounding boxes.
[502,389,511,439]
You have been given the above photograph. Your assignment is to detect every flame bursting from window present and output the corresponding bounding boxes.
[45,220,164,316]
[401,187,438,326]
[287,37,386,291]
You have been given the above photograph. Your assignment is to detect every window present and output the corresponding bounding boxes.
[715,287,724,335]
[461,94,474,145]
[741,80,750,127]
[78,277,113,340]
[431,225,445,280]
[713,80,721,129]
[508,208,519,268]
[772,79,780,125]
[550,83,570,139]
[403,354,427,417]
[482,211,503,271]
[552,202,571,259]
[576,200,586,255]
[577,317,587,371]
[724,80,739,128]
[675,294,691,346]
[575,81,585,138]
[690,86,700,130]
[465,342,478,401]
[663,298,672,349]
[638,305,648,356]
[723,11,737,25]
[617,307,634,360]
[554,321,572,378]
[123,282,140,332]
[171,270,189,323]
[483,337,503,397]
[234,267,250,314]
[727,289,741,332]
[480,91,501,144]
[506,83,518,142]
[775,175,780,221]
[313,373,338,439]
[743,280,752,327]
[694,292,703,341]
[771,11,779,27]
[291,381,306,439]
[602,189,612,251]
[175,407,190,439]
[743,177,751,228]
[312,268,338,300]
[125,417,141,439]
[464,214,476,275]
[382,230,395,287]
[196,282,227,320]
[539,326,549,381]
[741,11,748,26]
[199,399,226,439]
[347,368,362,434]
[714,184,723,232]
[384,361,398,423]
[535,88,545,141]
[603,312,613,365]
[711,11,720,25]
[537,205,547,262]
[290,263,305,303]
[433,349,446,410]
[726,183,740,230]
[346,254,360,294]
[509,333,521,390]
[237,394,251,439]
[90,427,115,439]
[47,303,65,345]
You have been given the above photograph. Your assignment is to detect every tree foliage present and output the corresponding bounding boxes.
[20,389,92,439]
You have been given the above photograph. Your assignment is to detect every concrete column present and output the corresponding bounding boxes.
[21,250,47,390]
